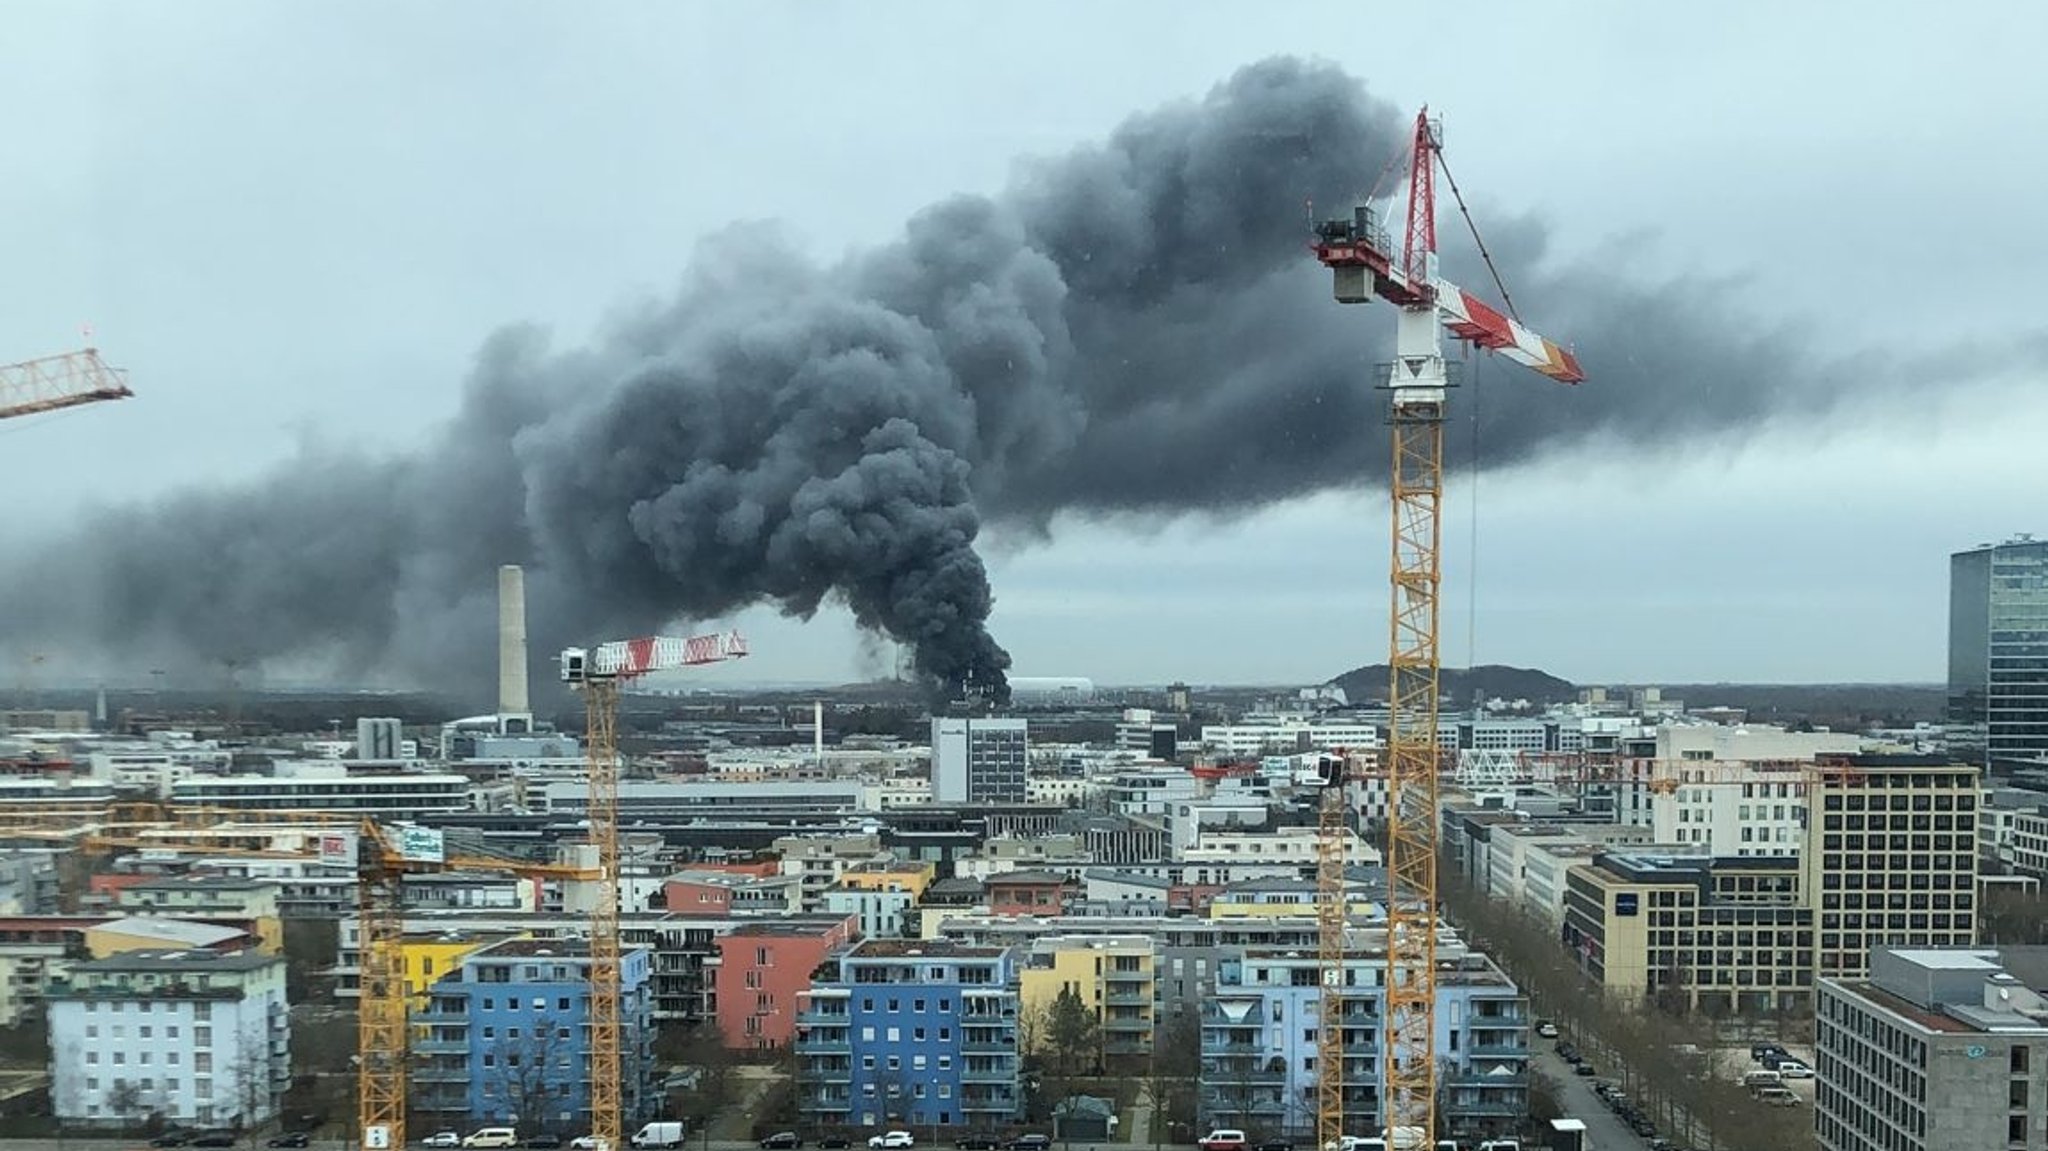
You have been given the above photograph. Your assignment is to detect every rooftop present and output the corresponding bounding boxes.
[986,870,1075,886]
[849,939,1006,959]
[89,917,246,948]
[64,948,278,974]
[472,938,594,960]
[725,919,850,939]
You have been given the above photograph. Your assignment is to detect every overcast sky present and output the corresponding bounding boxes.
[4,2,2044,690]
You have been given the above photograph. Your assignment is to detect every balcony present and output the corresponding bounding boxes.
[413,1035,469,1055]
[799,1039,852,1054]
[1444,1072,1528,1089]
[1446,1097,1525,1118]
[1105,990,1152,1007]
[1464,1042,1528,1058]
[960,1064,1016,1084]
[961,1037,1016,1053]
[1104,1016,1150,1033]
[797,1010,850,1026]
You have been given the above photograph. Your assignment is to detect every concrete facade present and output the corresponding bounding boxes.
[1816,947,2048,1151]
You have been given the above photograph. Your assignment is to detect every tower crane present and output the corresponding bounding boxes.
[1309,109,1583,1149]
[0,347,132,421]
[561,629,749,1151]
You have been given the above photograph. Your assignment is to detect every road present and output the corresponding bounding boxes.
[1533,1049,1657,1151]
[0,1141,1147,1151]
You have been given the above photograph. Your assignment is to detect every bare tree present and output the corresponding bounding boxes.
[1143,1011,1200,1150]
[105,1078,147,1132]
[485,1023,574,1136]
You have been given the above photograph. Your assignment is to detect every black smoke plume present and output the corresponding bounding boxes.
[0,58,1930,705]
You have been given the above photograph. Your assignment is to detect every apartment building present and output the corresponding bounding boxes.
[413,938,657,1133]
[1651,760,1818,854]
[47,949,289,1128]
[1805,756,1981,979]
[1199,945,1526,1144]
[715,917,860,1050]
[1017,935,1157,1067]
[794,940,1022,1129]
[1816,946,2048,1151]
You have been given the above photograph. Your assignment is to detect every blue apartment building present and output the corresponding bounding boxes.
[415,938,658,1134]
[794,940,1022,1130]
[1199,946,1528,1144]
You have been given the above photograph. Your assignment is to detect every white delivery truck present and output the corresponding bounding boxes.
[633,1122,688,1149]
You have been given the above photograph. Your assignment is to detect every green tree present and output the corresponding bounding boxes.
[1045,987,1102,1081]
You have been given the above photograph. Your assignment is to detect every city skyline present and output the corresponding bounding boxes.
[4,3,2045,689]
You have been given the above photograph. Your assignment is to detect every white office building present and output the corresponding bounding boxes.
[931,717,1028,804]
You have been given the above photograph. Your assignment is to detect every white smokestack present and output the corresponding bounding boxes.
[498,564,530,717]
[814,701,825,770]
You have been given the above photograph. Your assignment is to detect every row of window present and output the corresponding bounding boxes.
[82,1049,214,1069]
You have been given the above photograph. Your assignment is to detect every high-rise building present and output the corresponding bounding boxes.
[1805,756,1981,980]
[931,717,1028,804]
[1951,535,2048,765]
[1816,946,2048,1151]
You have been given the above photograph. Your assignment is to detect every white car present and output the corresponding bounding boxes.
[1534,1022,1559,1039]
[571,1139,601,1150]
[1776,1059,1814,1079]
[423,1136,462,1149]
[870,1134,915,1150]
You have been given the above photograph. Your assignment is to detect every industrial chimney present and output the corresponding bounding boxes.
[497,564,531,730]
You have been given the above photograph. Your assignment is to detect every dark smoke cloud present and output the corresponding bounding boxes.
[0,57,1973,705]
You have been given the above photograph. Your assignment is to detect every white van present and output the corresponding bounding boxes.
[463,1131,519,1150]
[634,1123,688,1149]
[1742,1069,1783,1090]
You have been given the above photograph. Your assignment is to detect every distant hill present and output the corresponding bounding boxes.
[1328,663,1576,707]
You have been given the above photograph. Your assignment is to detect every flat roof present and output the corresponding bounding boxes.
[850,939,1006,959]
[68,948,277,973]
[1835,980,1980,1033]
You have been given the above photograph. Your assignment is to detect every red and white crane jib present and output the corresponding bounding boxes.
[588,630,749,680]
[1432,281,1584,384]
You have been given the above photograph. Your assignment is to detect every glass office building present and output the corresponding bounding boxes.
[1950,536,2048,764]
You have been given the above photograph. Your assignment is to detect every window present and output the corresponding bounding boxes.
[887,1056,901,1071]
[85,1025,97,1038]
[484,998,496,1010]
[86,1053,98,1065]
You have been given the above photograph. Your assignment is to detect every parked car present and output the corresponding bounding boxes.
[869,1132,915,1150]
[268,1136,314,1149]
[424,1136,464,1149]
[1199,1130,1249,1151]
[761,1134,804,1149]
[1574,1062,1597,1077]
[955,1135,1000,1150]
[1776,1059,1814,1079]
[822,1138,852,1149]
[527,1137,566,1150]
[1254,1140,1294,1151]
[193,1137,238,1149]
[1751,1042,1787,1064]
[1534,1020,1559,1038]
[571,1139,601,1150]
[1007,1136,1050,1151]
[1758,1086,1801,1107]
[149,1136,190,1149]
[465,1131,521,1149]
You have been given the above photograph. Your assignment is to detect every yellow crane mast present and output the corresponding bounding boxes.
[562,631,748,1151]
[1312,108,1584,1147]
